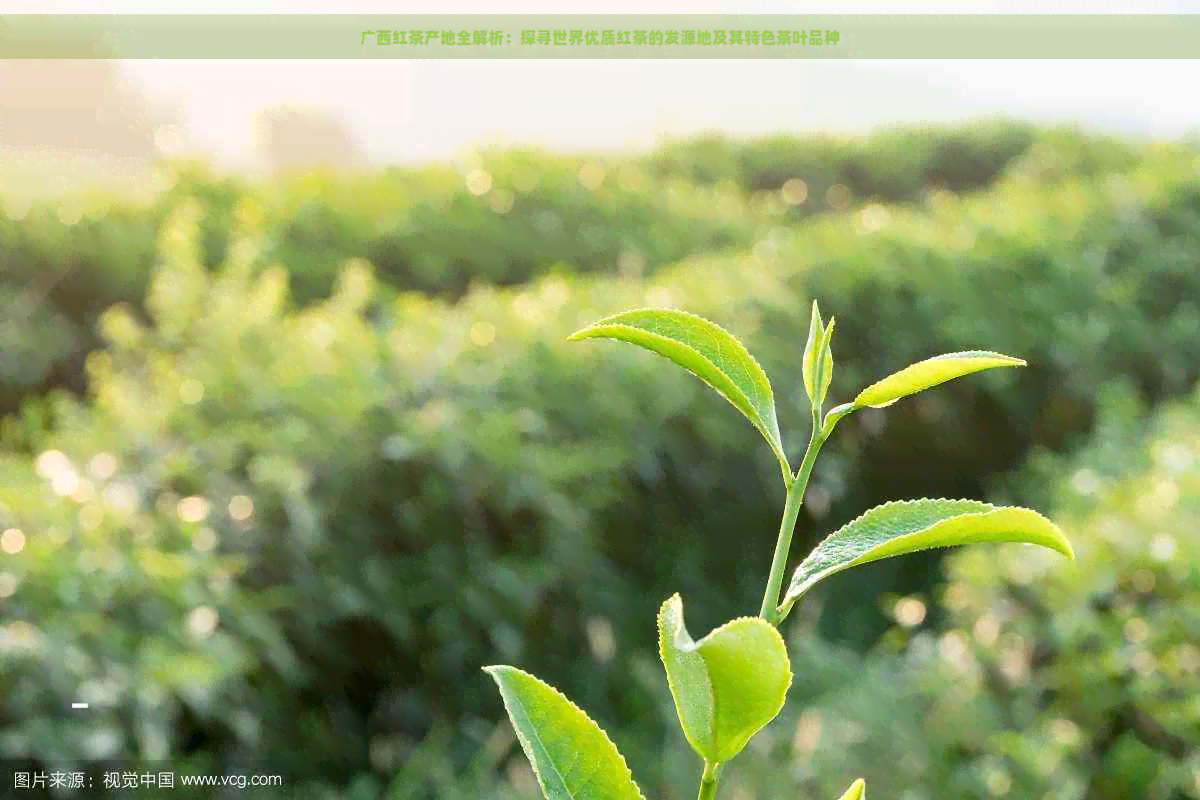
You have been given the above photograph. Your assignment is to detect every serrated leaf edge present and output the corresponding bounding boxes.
[484,664,648,800]
[782,498,1073,611]
[569,308,787,468]
[658,600,793,765]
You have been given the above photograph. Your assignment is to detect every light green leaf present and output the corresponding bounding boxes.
[853,350,1026,409]
[835,779,866,800]
[817,316,835,408]
[801,303,836,413]
[780,499,1073,614]
[570,308,788,474]
[821,402,856,438]
[484,665,646,800]
[658,594,792,765]
[801,301,824,409]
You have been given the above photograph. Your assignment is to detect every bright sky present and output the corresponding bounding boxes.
[3,0,1197,168]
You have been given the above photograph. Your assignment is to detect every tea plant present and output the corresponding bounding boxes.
[485,303,1074,800]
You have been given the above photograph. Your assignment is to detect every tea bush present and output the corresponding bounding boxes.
[0,284,87,412]
[0,122,1112,417]
[644,118,1041,195]
[2,136,1199,799]
[934,379,1200,799]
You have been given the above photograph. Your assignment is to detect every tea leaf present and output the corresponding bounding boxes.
[780,499,1073,614]
[817,317,835,407]
[484,665,646,800]
[801,300,825,409]
[821,402,856,438]
[570,309,788,473]
[801,303,836,412]
[853,350,1026,409]
[835,779,867,800]
[658,594,791,765]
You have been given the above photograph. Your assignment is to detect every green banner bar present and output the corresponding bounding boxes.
[0,15,1198,59]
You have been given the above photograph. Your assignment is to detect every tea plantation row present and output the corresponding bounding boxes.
[0,120,1132,418]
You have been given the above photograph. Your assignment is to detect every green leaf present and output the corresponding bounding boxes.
[835,779,866,800]
[657,594,791,765]
[853,350,1026,409]
[779,499,1073,614]
[801,303,836,413]
[801,300,824,409]
[570,308,788,473]
[821,402,855,438]
[817,316,835,407]
[484,665,646,800]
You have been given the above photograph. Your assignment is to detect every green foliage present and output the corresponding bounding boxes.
[777,142,1200,646]
[657,595,791,764]
[493,299,1065,800]
[836,779,867,800]
[0,122,1118,418]
[779,500,1072,616]
[802,300,835,413]
[484,666,646,800]
[2,125,1199,798]
[1,212,405,792]
[0,145,760,416]
[0,284,86,408]
[850,351,1026,410]
[569,308,789,480]
[717,380,1200,800]
[646,119,1040,198]
[923,381,1200,798]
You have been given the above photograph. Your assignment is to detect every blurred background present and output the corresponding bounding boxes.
[3,4,1200,799]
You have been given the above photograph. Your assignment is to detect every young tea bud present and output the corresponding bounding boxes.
[801,300,825,412]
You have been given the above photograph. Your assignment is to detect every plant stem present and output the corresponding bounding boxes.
[758,417,825,626]
[696,760,719,800]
